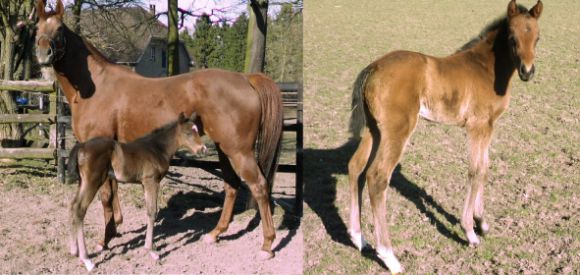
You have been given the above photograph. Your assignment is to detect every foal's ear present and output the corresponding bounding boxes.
[507,0,519,18]
[530,0,543,19]
[55,0,65,20]
[36,0,47,20]
[178,112,187,123]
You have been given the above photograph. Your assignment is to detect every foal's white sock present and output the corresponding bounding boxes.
[377,246,403,274]
[348,230,368,251]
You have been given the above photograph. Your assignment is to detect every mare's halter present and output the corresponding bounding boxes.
[36,28,66,64]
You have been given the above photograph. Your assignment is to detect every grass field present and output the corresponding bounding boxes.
[303,0,579,274]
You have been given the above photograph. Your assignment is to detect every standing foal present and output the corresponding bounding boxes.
[67,113,206,271]
[348,1,543,273]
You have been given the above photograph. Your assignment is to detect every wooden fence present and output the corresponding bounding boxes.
[0,80,60,159]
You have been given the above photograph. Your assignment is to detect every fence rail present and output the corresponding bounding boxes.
[0,80,58,160]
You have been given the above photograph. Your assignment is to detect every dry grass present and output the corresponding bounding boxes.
[303,0,579,273]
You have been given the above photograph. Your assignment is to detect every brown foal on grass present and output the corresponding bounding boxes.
[67,113,205,271]
[35,0,283,259]
[347,1,543,273]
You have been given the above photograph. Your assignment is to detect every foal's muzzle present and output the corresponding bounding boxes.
[518,64,535,82]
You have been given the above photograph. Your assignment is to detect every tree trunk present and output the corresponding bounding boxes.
[167,0,179,76]
[244,0,268,73]
[71,0,82,34]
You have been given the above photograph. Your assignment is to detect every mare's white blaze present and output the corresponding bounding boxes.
[377,246,403,274]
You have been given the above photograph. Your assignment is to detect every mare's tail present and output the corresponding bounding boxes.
[349,64,375,139]
[67,143,83,184]
[247,73,284,191]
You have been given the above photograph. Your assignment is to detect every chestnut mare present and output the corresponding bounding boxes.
[347,1,543,273]
[35,0,283,259]
[67,113,205,271]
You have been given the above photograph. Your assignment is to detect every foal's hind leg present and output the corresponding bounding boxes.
[203,148,242,244]
[348,128,373,251]
[97,178,120,250]
[462,122,493,246]
[70,174,103,271]
[366,112,417,274]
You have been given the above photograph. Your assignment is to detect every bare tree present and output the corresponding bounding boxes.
[244,0,268,73]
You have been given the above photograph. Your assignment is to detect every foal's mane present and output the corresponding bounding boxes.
[457,4,530,52]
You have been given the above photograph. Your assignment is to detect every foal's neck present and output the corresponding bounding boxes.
[141,124,181,162]
[470,27,517,96]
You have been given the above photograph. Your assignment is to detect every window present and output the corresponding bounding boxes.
[150,46,156,62]
[161,50,166,68]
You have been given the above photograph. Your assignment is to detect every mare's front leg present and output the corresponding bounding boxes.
[143,178,160,260]
[462,122,493,246]
[203,148,241,243]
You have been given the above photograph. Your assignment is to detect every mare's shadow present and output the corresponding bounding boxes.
[304,138,465,264]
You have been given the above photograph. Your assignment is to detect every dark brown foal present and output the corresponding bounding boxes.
[67,114,205,271]
[348,1,543,273]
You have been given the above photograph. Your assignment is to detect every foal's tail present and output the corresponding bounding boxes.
[67,142,83,184]
[247,73,283,189]
[349,64,375,139]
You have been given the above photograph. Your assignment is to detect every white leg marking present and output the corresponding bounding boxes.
[466,229,480,246]
[81,258,94,271]
[377,246,403,274]
[349,230,368,251]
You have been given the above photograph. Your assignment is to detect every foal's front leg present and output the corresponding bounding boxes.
[462,123,493,246]
[142,178,160,260]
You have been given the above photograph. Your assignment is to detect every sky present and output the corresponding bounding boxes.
[59,0,253,32]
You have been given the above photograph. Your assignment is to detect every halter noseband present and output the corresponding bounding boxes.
[37,30,66,64]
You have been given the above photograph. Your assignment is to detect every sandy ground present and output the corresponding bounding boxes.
[0,164,302,274]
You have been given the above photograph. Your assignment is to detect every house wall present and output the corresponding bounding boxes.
[135,40,191,77]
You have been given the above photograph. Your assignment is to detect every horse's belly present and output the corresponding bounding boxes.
[419,99,467,126]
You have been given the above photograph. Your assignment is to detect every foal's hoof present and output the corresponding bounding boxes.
[377,248,403,274]
[149,250,160,260]
[80,258,95,272]
[478,221,490,236]
[348,231,368,251]
[466,230,481,247]
[258,250,274,260]
[95,241,107,252]
[202,234,217,244]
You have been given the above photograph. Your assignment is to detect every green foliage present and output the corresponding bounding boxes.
[183,5,302,80]
[265,4,303,82]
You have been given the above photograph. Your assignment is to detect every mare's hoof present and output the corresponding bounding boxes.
[348,230,368,251]
[258,250,274,260]
[202,234,217,244]
[466,230,481,247]
[81,258,95,272]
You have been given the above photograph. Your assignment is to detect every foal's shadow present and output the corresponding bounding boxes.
[304,138,465,266]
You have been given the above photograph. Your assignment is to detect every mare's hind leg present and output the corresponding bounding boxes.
[203,148,242,244]
[97,179,119,250]
[70,172,104,271]
[142,178,160,260]
[462,122,493,246]
[348,128,373,251]
[366,111,417,274]
[228,151,276,259]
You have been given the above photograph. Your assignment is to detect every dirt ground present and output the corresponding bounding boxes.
[0,161,302,274]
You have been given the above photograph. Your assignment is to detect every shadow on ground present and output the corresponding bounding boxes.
[304,138,466,266]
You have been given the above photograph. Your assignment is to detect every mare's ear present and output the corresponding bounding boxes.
[530,0,543,19]
[507,0,519,19]
[36,0,47,20]
[55,0,65,20]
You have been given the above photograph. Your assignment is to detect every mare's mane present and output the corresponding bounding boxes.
[61,23,114,65]
[457,4,530,52]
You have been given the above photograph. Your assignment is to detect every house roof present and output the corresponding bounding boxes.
[65,6,172,63]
